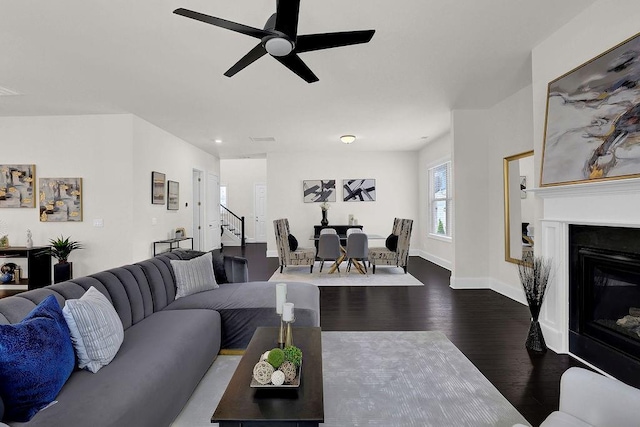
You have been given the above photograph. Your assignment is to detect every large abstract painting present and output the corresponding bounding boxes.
[0,164,35,208]
[343,179,376,202]
[39,178,83,222]
[541,32,640,186]
[303,180,336,203]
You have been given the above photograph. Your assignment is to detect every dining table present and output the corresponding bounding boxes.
[309,234,384,274]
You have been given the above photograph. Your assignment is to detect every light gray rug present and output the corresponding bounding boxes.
[172,331,530,427]
[268,264,423,286]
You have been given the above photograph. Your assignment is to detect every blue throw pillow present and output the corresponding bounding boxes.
[0,295,75,422]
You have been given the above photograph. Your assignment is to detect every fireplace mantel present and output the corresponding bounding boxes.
[530,177,640,199]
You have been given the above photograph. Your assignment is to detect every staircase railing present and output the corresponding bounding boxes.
[220,205,246,247]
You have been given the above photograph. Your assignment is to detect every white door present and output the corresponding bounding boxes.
[192,169,204,251]
[254,183,267,243]
[206,173,221,250]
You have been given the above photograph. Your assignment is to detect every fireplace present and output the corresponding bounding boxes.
[569,224,640,387]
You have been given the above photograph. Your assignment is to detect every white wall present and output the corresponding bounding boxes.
[418,131,453,270]
[220,158,267,242]
[131,116,219,261]
[266,151,419,256]
[0,114,220,280]
[449,85,534,303]
[0,115,134,277]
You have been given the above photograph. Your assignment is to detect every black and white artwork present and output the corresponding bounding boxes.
[303,180,336,203]
[343,179,376,202]
[520,176,527,199]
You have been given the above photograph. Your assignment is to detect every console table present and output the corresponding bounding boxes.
[152,237,194,256]
[313,224,363,249]
[0,246,52,290]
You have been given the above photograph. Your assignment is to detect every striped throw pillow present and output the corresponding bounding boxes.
[62,286,124,373]
[170,252,218,299]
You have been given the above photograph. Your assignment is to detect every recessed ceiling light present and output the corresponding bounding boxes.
[340,135,356,144]
[214,139,222,144]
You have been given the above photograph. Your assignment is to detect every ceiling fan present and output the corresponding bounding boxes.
[173,1,375,83]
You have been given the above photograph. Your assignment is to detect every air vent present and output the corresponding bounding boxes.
[0,86,21,96]
[250,137,276,143]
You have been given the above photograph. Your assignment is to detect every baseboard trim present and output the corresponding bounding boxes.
[450,277,527,306]
[415,250,452,271]
[266,249,278,258]
[540,321,566,354]
[490,279,527,306]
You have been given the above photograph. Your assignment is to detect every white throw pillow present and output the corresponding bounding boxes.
[62,286,124,373]
[170,252,218,299]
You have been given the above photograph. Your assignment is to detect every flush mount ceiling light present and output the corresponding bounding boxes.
[340,135,356,144]
[214,139,222,144]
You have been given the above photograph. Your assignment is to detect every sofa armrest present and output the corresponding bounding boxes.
[224,255,249,283]
[559,367,640,427]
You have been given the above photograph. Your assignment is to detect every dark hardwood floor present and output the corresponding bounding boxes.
[223,243,583,427]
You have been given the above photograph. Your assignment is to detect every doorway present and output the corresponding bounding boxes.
[192,169,204,250]
[254,183,267,243]
[207,173,221,250]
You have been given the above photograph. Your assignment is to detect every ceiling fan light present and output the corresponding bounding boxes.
[265,38,293,57]
[340,135,356,144]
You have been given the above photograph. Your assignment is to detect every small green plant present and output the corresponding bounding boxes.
[267,348,285,368]
[437,219,445,234]
[283,345,303,367]
[48,235,83,263]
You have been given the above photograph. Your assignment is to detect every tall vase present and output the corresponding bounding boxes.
[321,209,328,226]
[525,303,546,352]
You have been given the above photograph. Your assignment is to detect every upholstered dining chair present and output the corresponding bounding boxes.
[273,218,315,273]
[320,228,337,235]
[317,233,342,273]
[368,218,413,274]
[346,232,368,273]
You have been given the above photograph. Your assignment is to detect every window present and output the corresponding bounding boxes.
[429,161,451,238]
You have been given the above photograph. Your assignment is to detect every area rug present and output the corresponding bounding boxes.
[268,264,423,286]
[171,331,530,427]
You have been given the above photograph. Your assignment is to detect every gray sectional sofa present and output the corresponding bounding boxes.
[0,250,320,427]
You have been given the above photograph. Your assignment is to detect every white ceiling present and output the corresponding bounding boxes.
[0,0,596,158]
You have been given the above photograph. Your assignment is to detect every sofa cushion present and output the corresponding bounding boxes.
[0,295,75,422]
[165,281,320,348]
[62,287,125,373]
[288,234,299,251]
[170,252,219,299]
[12,310,221,427]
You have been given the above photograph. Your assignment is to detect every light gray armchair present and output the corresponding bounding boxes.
[273,218,315,273]
[368,218,413,274]
[514,367,640,427]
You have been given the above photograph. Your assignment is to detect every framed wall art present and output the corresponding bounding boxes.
[152,171,166,204]
[303,180,336,203]
[167,180,179,210]
[0,164,36,208]
[343,179,376,202]
[541,32,640,186]
[39,178,83,222]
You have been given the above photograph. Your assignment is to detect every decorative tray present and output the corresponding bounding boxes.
[250,360,302,389]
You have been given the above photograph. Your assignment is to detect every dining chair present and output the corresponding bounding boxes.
[346,232,368,273]
[368,218,413,273]
[320,228,337,235]
[346,228,362,236]
[317,233,342,273]
[273,218,315,273]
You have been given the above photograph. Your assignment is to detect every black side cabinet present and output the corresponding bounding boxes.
[0,246,52,290]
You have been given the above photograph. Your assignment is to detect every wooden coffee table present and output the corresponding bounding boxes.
[211,326,324,426]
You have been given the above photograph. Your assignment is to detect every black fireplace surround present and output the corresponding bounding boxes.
[569,224,640,388]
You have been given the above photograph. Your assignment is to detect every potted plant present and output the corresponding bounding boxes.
[48,235,83,283]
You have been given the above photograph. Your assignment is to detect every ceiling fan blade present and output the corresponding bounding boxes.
[174,8,272,39]
[275,0,300,39]
[224,43,268,77]
[296,30,375,53]
[275,54,319,83]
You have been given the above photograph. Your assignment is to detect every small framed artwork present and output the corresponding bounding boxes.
[39,177,83,222]
[343,179,376,202]
[520,176,527,199]
[0,164,36,208]
[152,171,166,205]
[303,180,336,203]
[167,180,179,210]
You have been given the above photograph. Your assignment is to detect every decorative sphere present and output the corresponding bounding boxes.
[267,348,285,368]
[271,370,285,386]
[261,351,270,361]
[253,361,274,385]
[0,273,13,284]
[279,361,297,383]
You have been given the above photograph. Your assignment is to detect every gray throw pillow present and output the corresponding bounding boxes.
[62,286,125,373]
[171,252,218,299]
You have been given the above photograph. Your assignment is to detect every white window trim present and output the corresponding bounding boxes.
[427,159,452,241]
